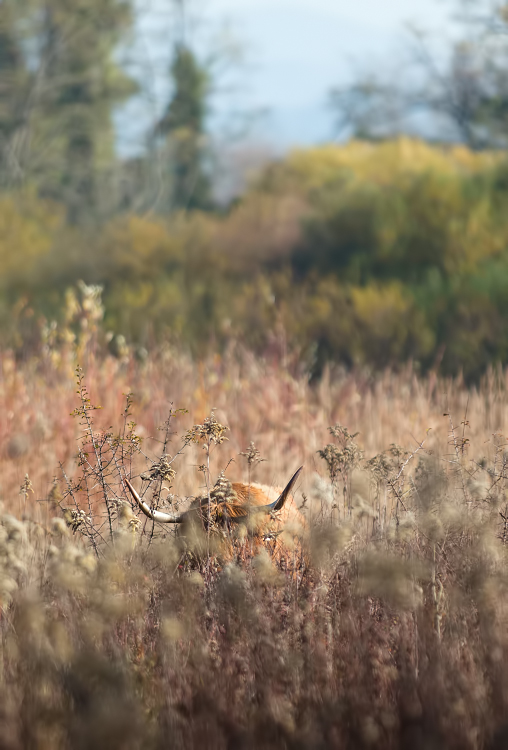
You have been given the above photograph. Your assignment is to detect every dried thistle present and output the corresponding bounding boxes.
[329,424,359,442]
[185,412,229,446]
[366,452,394,482]
[210,472,237,504]
[317,424,364,483]
[128,516,140,533]
[317,443,343,483]
[240,442,266,468]
[47,479,63,511]
[19,474,34,500]
[140,454,176,484]
[388,443,410,464]
[62,508,92,533]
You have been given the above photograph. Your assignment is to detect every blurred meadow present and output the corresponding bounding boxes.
[4,0,508,748]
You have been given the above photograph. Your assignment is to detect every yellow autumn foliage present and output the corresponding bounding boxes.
[0,192,65,287]
[1,138,508,378]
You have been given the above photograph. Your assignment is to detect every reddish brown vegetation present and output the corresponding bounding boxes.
[0,347,508,748]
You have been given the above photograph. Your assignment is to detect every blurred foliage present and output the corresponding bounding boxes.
[0,0,136,224]
[329,1,508,150]
[0,0,214,221]
[4,138,508,380]
[155,44,213,211]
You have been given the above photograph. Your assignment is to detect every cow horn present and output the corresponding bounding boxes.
[125,478,184,523]
[259,466,303,513]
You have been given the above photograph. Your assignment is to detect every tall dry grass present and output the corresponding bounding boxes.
[1,343,506,511]
[1,344,508,748]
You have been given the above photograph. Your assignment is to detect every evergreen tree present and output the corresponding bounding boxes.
[157,44,212,211]
[0,3,33,187]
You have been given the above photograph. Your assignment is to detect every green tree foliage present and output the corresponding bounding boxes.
[0,3,34,187]
[156,44,212,211]
[92,140,508,378]
[4,139,508,381]
[0,0,136,223]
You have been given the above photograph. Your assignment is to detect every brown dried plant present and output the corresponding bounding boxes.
[317,423,364,519]
[2,353,508,747]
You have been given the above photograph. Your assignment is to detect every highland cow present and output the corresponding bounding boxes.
[125,467,305,562]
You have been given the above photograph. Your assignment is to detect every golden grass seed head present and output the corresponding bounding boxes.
[117,500,134,524]
[161,616,184,643]
[0,525,8,547]
[308,524,353,568]
[2,514,27,542]
[77,552,97,574]
[309,473,334,506]
[351,493,377,520]
[51,517,69,537]
[0,575,18,605]
[279,520,305,551]
[47,618,72,664]
[357,550,426,610]
[47,544,60,560]
[253,549,284,586]
[234,523,248,542]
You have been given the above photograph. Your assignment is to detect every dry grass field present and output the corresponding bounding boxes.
[3,344,507,509]
[1,343,508,749]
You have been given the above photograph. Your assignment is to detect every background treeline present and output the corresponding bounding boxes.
[5,139,508,381]
[4,0,508,380]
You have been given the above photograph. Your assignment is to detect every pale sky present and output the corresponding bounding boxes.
[117,0,452,154]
